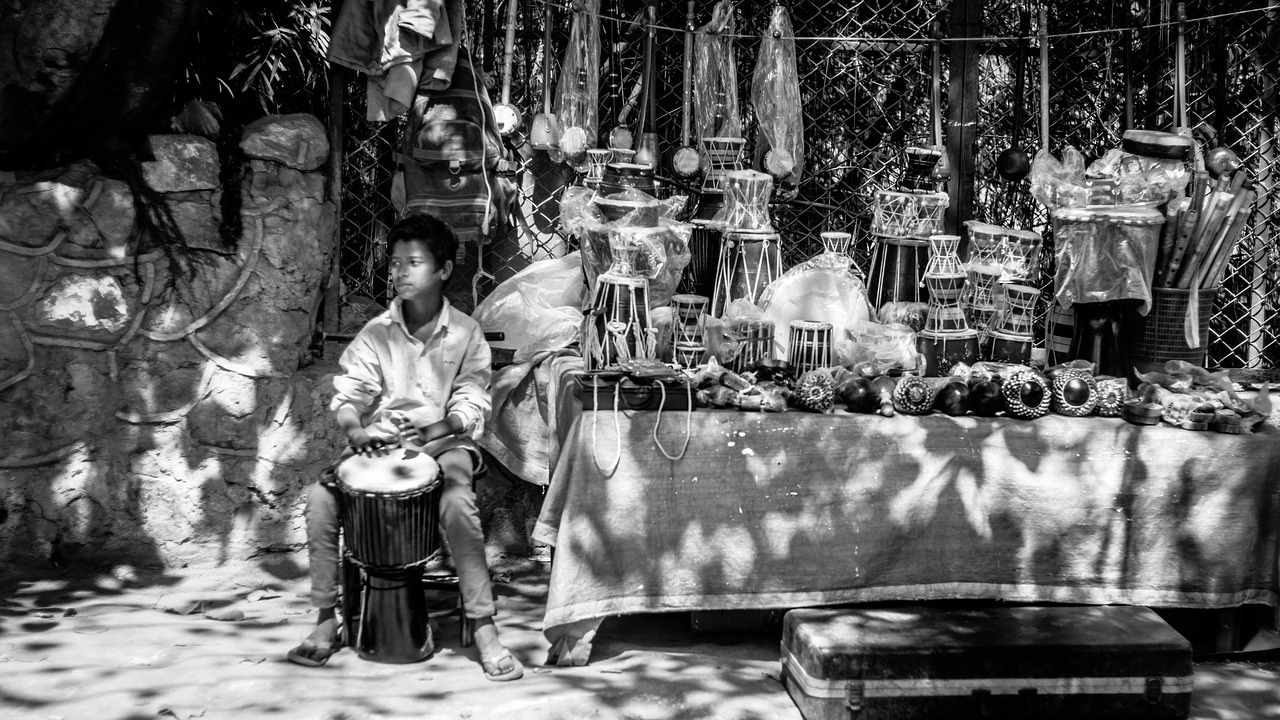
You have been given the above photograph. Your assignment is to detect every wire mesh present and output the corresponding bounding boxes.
[331,0,1278,369]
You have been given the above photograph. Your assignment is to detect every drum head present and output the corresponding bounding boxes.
[337,449,441,495]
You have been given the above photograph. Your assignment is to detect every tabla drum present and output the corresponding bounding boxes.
[673,342,705,368]
[332,449,444,664]
[788,320,833,375]
[670,294,708,348]
[988,329,1034,365]
[334,449,443,571]
[965,221,1006,266]
[725,317,774,373]
[711,230,782,316]
[917,330,979,377]
[584,273,654,371]
[867,234,928,308]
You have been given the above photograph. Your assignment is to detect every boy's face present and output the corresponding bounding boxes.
[389,239,451,302]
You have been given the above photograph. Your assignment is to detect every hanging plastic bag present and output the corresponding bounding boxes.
[693,1,742,143]
[750,5,804,194]
[1030,146,1087,208]
[759,252,873,364]
[472,252,586,362]
[553,0,600,169]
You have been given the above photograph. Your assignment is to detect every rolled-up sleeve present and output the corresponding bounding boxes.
[331,331,384,417]
[446,324,492,439]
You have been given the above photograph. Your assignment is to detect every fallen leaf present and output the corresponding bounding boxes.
[62,608,78,617]
[239,656,266,664]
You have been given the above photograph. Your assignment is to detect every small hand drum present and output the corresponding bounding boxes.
[720,169,774,231]
[788,320,833,375]
[701,136,746,193]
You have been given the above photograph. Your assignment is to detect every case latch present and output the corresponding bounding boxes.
[845,680,864,713]
[1144,677,1163,703]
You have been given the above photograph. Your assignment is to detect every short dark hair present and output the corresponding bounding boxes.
[386,213,459,279]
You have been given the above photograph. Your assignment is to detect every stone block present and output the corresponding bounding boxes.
[240,114,329,171]
[0,162,95,248]
[142,135,219,192]
[28,269,143,342]
[167,189,226,253]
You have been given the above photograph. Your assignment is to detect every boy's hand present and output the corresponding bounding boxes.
[347,427,390,457]
[398,418,428,446]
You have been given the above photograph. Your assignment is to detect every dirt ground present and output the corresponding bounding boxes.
[2,555,1278,720]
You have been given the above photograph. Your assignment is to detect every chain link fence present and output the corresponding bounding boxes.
[331,0,1277,369]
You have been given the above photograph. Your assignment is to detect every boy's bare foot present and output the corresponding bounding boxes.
[287,611,341,667]
[473,617,523,681]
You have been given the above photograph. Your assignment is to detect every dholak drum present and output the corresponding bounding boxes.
[788,320,833,375]
[726,317,774,373]
[917,330,980,376]
[333,449,443,663]
[867,234,928,308]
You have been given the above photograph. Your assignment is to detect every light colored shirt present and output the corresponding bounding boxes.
[331,297,492,444]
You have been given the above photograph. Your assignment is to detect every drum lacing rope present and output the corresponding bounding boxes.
[590,378,623,475]
[651,380,693,461]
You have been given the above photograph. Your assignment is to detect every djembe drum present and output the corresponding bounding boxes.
[331,449,443,664]
[584,273,653,371]
[711,230,782,317]
[923,234,964,277]
[701,136,746,194]
[788,320,833,375]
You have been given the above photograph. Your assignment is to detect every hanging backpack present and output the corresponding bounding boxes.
[394,46,514,245]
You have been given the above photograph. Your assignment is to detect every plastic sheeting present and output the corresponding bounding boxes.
[693,1,742,143]
[1052,205,1164,315]
[553,0,600,169]
[473,252,586,362]
[750,5,804,194]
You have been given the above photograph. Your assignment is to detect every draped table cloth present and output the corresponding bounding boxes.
[534,396,1280,665]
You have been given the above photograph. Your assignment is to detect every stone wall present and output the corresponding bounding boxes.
[0,114,345,569]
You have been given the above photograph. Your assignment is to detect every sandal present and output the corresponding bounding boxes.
[286,639,339,667]
[481,649,525,682]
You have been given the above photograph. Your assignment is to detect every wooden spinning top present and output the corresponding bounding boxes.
[1051,368,1098,417]
[1001,370,1051,420]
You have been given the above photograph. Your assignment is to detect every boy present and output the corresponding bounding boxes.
[288,213,523,681]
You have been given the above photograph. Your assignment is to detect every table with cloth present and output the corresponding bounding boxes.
[511,373,1280,666]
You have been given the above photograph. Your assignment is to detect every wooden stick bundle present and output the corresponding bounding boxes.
[1154,167,1253,291]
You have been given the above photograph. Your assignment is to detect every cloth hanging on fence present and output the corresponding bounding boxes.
[329,0,466,121]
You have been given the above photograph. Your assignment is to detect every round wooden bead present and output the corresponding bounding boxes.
[1051,369,1098,417]
[1001,370,1051,420]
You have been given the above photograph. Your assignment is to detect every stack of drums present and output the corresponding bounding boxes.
[867,189,949,308]
[788,320,833,375]
[989,283,1039,364]
[726,317,774,373]
[918,272,979,376]
[701,137,746,194]
[711,230,782,317]
[669,294,709,367]
[965,221,1006,267]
